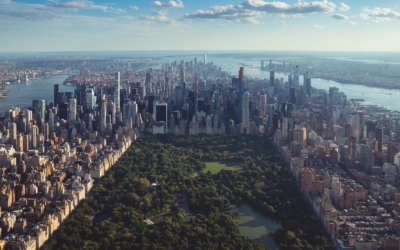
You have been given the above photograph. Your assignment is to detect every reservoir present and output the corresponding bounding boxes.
[231,204,280,250]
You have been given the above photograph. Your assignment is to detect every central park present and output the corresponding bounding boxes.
[42,134,327,250]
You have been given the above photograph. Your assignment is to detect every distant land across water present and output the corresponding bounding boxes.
[1,51,400,113]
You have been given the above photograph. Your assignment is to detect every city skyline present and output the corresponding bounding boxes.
[0,0,399,52]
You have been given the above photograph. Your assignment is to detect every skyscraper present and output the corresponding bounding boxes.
[179,66,185,86]
[114,72,121,122]
[329,87,339,106]
[194,73,198,118]
[39,100,46,124]
[54,84,59,106]
[203,53,206,65]
[238,67,244,123]
[376,126,383,153]
[69,98,77,129]
[145,72,151,94]
[31,125,37,148]
[101,98,107,134]
[270,71,275,87]
[305,78,311,97]
[242,91,251,134]
[86,88,95,110]
[155,102,168,125]
[9,122,17,146]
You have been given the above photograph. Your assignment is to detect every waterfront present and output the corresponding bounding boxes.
[0,74,76,113]
[2,53,400,114]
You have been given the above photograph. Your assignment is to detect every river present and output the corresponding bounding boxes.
[0,74,76,113]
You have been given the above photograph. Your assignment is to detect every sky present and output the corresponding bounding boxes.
[0,0,399,52]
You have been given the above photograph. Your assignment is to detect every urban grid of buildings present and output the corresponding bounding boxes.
[0,56,399,249]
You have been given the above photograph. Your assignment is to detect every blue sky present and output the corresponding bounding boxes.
[0,0,399,52]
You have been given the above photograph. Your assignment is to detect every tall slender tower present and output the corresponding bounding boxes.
[179,66,185,86]
[69,98,77,129]
[54,84,59,106]
[101,98,107,134]
[204,53,207,65]
[114,72,121,121]
[194,73,198,119]
[145,72,151,94]
[238,67,244,123]
[39,100,46,124]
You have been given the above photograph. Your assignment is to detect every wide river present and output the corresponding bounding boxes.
[0,74,76,113]
[1,54,399,113]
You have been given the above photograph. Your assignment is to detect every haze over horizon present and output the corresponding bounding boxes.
[0,0,399,52]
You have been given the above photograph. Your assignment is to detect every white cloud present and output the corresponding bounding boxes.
[338,3,350,12]
[142,9,177,24]
[113,8,126,14]
[48,1,126,13]
[313,23,322,28]
[347,21,357,25]
[150,0,184,8]
[277,20,286,26]
[181,5,263,24]
[130,5,139,11]
[372,17,391,23]
[331,13,349,19]
[243,0,336,14]
[356,13,370,20]
[216,23,226,27]
[363,7,400,18]
[182,0,336,24]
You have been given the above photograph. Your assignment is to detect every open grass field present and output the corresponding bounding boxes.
[203,161,242,174]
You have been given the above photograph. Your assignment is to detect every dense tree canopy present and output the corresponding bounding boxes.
[42,134,327,250]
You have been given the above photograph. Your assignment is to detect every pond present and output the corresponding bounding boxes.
[92,211,111,224]
[151,204,281,249]
[231,204,281,250]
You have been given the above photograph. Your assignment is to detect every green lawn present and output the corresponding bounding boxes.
[203,161,242,174]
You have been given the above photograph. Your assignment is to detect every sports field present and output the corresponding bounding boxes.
[203,161,242,174]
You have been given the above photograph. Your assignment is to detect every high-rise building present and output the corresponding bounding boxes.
[242,91,251,134]
[44,123,50,140]
[54,84,59,106]
[238,67,245,123]
[203,53,206,65]
[9,122,17,146]
[114,72,121,122]
[388,141,396,163]
[39,100,46,124]
[69,98,77,129]
[294,126,307,147]
[179,67,185,86]
[376,126,383,153]
[155,102,168,125]
[270,71,275,87]
[23,134,30,152]
[49,111,55,130]
[267,104,274,127]
[289,87,296,104]
[305,78,311,97]
[86,88,95,110]
[194,73,198,118]
[145,72,151,93]
[31,125,37,148]
[101,98,107,134]
[329,87,339,106]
